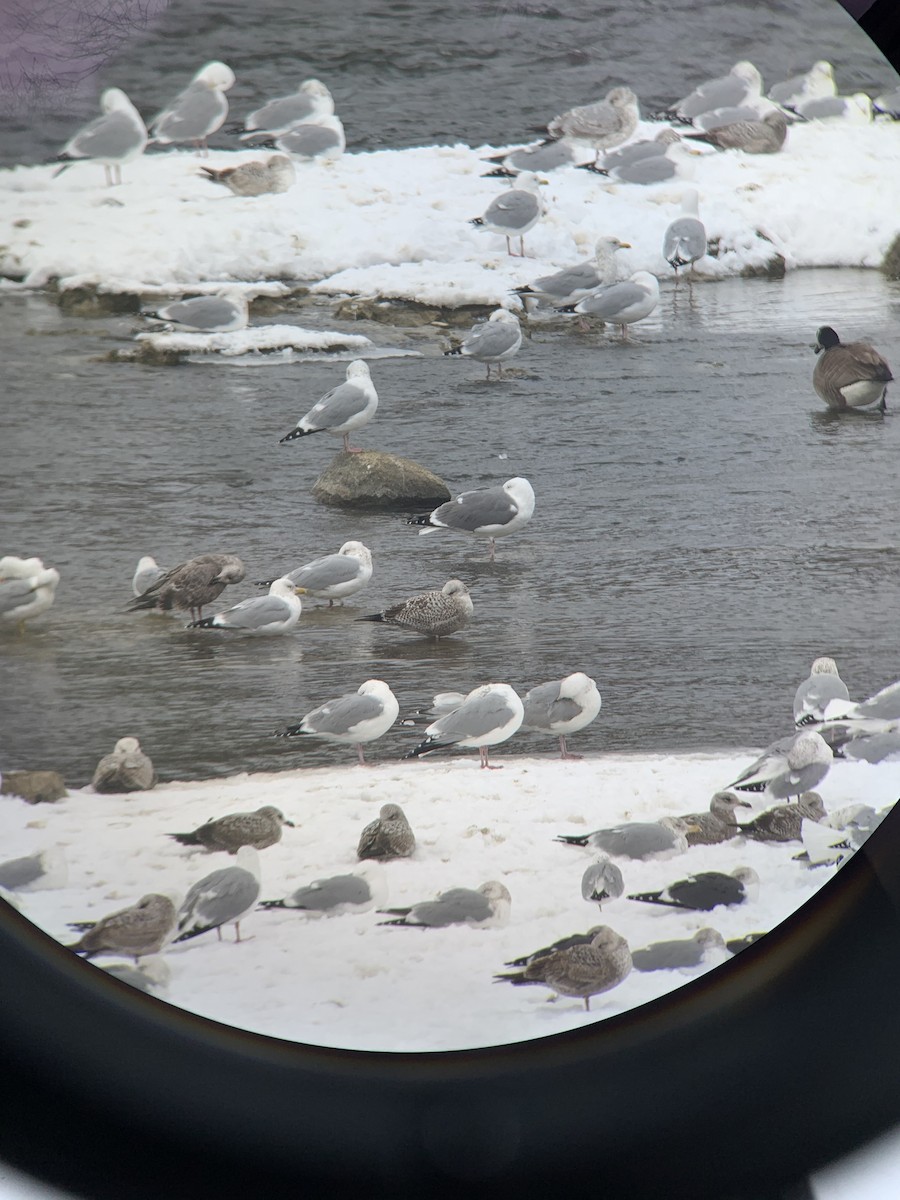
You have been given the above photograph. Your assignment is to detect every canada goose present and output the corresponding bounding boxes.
[813,326,893,412]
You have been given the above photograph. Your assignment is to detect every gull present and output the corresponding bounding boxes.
[199,153,295,196]
[377,881,511,927]
[663,190,707,282]
[259,864,386,915]
[662,62,764,123]
[494,925,631,1011]
[691,101,781,131]
[129,553,246,620]
[481,139,578,177]
[399,692,467,728]
[628,866,760,911]
[168,805,294,854]
[470,171,545,257]
[839,730,900,764]
[726,730,832,800]
[812,327,892,412]
[559,271,660,341]
[256,541,372,607]
[768,62,836,109]
[546,86,640,164]
[404,683,524,770]
[143,289,249,333]
[407,477,535,561]
[632,928,728,972]
[56,87,148,186]
[794,657,851,726]
[822,678,900,723]
[677,792,750,846]
[276,679,399,765]
[102,956,171,996]
[685,110,788,153]
[874,86,900,118]
[358,579,473,639]
[174,846,260,944]
[581,857,625,908]
[187,577,303,635]
[91,736,156,793]
[279,360,377,454]
[736,791,826,843]
[795,93,873,123]
[521,672,602,759]
[241,79,334,136]
[577,129,680,177]
[0,558,60,634]
[151,61,235,153]
[512,236,630,311]
[504,926,606,967]
[797,819,852,868]
[357,803,416,861]
[132,555,166,597]
[275,115,345,162]
[443,309,522,379]
[0,848,66,892]
[554,817,698,860]
[68,894,177,960]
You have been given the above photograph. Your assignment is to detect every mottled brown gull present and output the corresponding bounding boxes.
[685,110,788,154]
[128,553,245,621]
[56,87,147,186]
[357,803,416,861]
[151,61,235,152]
[377,881,510,928]
[469,172,545,257]
[258,864,385,915]
[407,477,535,561]
[358,579,473,639]
[632,928,728,972]
[726,730,832,800]
[812,327,892,413]
[546,86,639,164]
[581,857,624,908]
[200,153,295,196]
[736,791,826,843]
[555,816,698,860]
[405,683,524,770]
[91,737,156,794]
[678,791,750,846]
[443,309,522,379]
[522,672,602,759]
[504,926,605,968]
[68,894,177,960]
[628,866,759,911]
[276,679,399,765]
[256,541,372,606]
[495,925,632,1011]
[793,657,851,726]
[279,360,378,454]
[174,846,260,944]
[188,577,303,635]
[168,805,294,854]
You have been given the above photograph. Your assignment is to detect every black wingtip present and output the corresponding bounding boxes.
[469,217,485,228]
[443,345,462,357]
[274,725,305,739]
[168,832,200,845]
[553,834,589,846]
[257,899,286,910]
[575,163,609,175]
[356,613,384,623]
[254,579,274,588]
[279,427,313,444]
[405,513,431,527]
[482,168,516,179]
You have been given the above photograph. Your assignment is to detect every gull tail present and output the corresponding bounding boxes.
[66,920,96,932]
[173,924,214,944]
[469,217,485,228]
[187,616,217,629]
[254,579,275,588]
[556,303,579,314]
[443,345,463,357]
[257,899,287,910]
[405,513,434,527]
[493,970,527,984]
[627,890,684,908]
[553,833,590,847]
[356,613,385,624]
[482,167,516,179]
[729,780,767,794]
[279,427,315,444]
[168,832,202,846]
[199,166,227,183]
[274,724,306,739]
[404,738,448,760]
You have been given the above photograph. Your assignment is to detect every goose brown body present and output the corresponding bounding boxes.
[813,326,892,411]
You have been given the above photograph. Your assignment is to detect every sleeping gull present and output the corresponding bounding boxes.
[795,93,873,123]
[151,61,235,152]
[357,803,416,861]
[0,848,66,892]
[91,737,156,793]
[0,560,60,634]
[187,577,303,635]
[399,692,467,728]
[377,881,511,927]
[504,926,606,967]
[144,289,249,333]
[174,846,261,944]
[56,87,148,186]
[560,271,660,341]
[241,78,334,135]
[481,139,578,177]
[512,236,630,311]
[554,817,697,860]
[663,190,707,282]
[470,171,545,257]
[200,153,295,196]
[581,857,625,908]
[840,731,900,764]
[405,683,524,770]
[579,128,680,176]
[279,359,377,454]
[358,579,473,639]
[685,110,788,153]
[494,925,631,1011]
[628,866,760,911]
[632,928,728,972]
[662,62,764,123]
[794,656,851,726]
[726,730,832,800]
[443,309,522,379]
[822,677,900,723]
[129,553,246,620]
[690,101,781,131]
[521,672,602,759]
[768,61,836,109]
[874,86,900,118]
[258,863,385,915]
[407,477,535,561]
[101,956,171,996]
[812,327,892,412]
[68,894,177,960]
[132,556,166,597]
[168,805,294,854]
[546,86,639,164]
[275,115,346,162]
[276,679,399,765]
[256,541,373,606]
[677,791,750,846]
[736,791,826,843]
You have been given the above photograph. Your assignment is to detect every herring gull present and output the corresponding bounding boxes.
[504,926,606,967]
[91,736,156,793]
[632,928,728,972]
[795,93,873,123]
[726,730,832,800]
[241,79,334,135]
[874,86,900,118]
[259,863,385,915]
[377,881,511,928]
[276,679,399,765]
[797,819,851,868]
[677,791,750,846]
[129,553,246,620]
[144,289,249,333]
[132,555,166,597]
[512,237,630,310]
[0,559,60,634]
[554,817,697,860]
[357,803,416,861]
[546,87,639,164]
[628,866,760,911]
[663,190,707,281]
[257,541,373,607]
[168,805,294,854]
[275,115,346,162]
[56,87,148,186]
[151,61,235,152]
[279,360,377,454]
[187,577,303,635]
[521,672,602,759]
[685,110,788,153]
[768,62,836,109]
[0,848,66,892]
[470,172,545,257]
[663,62,764,123]
[102,956,171,995]
[481,139,578,177]
[580,857,624,908]
[560,271,660,341]
[407,477,535,561]
[736,791,826,843]
[358,579,473,639]
[405,683,524,770]
[200,153,295,196]
[443,309,522,379]
[68,894,177,959]
[174,846,260,944]
[494,925,631,1011]
[812,327,892,412]
[794,656,851,726]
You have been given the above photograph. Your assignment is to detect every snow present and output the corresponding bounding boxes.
[2,748,897,1052]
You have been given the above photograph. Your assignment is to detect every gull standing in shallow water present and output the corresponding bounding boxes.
[174,847,261,944]
[358,579,473,639]
[470,171,545,257]
[187,577,303,636]
[794,656,851,726]
[279,360,377,454]
[546,86,640,164]
[168,806,294,854]
[276,680,399,765]
[151,61,235,153]
[56,87,148,186]
[495,925,631,1011]
[132,556,166,597]
[443,309,522,379]
[726,730,832,800]
[663,190,707,282]
[512,236,630,311]
[521,672,602,759]
[377,881,511,927]
[144,289,249,333]
[256,541,373,606]
[129,553,245,621]
[561,271,659,341]
[91,737,156,793]
[407,477,535,561]
[405,683,524,769]
[812,327,892,412]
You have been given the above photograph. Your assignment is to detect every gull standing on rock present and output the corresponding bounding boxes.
[187,577,303,636]
[129,553,245,621]
[358,580,473,639]
[276,680,399,765]
[151,61,235,153]
[561,271,660,341]
[494,925,631,1011]
[405,683,524,770]
[512,236,630,310]
[257,541,373,606]
[91,737,156,793]
[279,360,378,454]
[144,289,249,333]
[521,672,602,759]
[628,866,760,911]
[68,894,176,960]
[407,477,535,561]
[546,86,639,164]
[357,803,416,861]
[726,730,833,801]
[241,78,334,136]
[470,171,545,257]
[200,154,295,196]
[168,806,294,854]
[663,190,707,282]
[174,846,261,944]
[794,657,851,726]
[812,327,892,412]
[56,87,148,186]
[443,309,522,379]
[377,881,511,927]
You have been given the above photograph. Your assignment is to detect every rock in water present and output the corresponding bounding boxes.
[1,771,67,804]
[312,450,451,510]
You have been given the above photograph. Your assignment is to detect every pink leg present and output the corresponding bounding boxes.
[479,747,502,770]
[343,432,364,454]
[488,538,496,562]
[356,743,368,766]
[216,927,222,942]
[559,734,583,760]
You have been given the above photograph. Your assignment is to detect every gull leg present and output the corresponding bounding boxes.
[485,364,491,381]
[343,431,364,454]
[104,164,113,187]
[356,743,368,766]
[488,538,496,563]
[559,735,583,760]
[519,235,525,257]
[584,996,591,1012]
[506,236,513,256]
[216,927,222,942]
[479,747,502,770]
[497,362,504,379]
[620,324,629,342]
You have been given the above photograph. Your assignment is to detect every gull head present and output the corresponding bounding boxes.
[257,805,294,828]
[212,556,246,585]
[788,731,832,769]
[595,235,631,258]
[732,61,763,88]
[559,672,600,703]
[338,541,373,567]
[346,359,371,381]
[441,579,470,599]
[195,61,236,91]
[270,576,304,601]
[489,309,520,327]
[810,656,840,676]
[502,477,536,512]
[113,736,142,756]
[606,86,638,110]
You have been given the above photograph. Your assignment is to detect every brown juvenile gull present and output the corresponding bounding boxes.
[581,857,625,908]
[443,309,522,379]
[174,846,261,944]
[144,289,249,333]
[168,805,294,854]
[67,894,177,960]
[377,881,511,928]
[256,541,373,606]
[812,327,892,413]
[521,672,602,759]
[357,579,473,639]
[407,477,535,561]
[279,360,378,454]
[726,932,766,954]
[554,816,698,860]
[628,866,760,911]
[678,791,751,846]
[91,737,156,794]
[469,172,545,257]
[736,791,826,843]
[726,730,832,801]
[405,683,524,770]
[200,153,295,196]
[504,926,605,968]
[494,925,632,1012]
[512,236,630,311]
[258,863,386,915]
[55,87,148,186]
[240,78,334,136]
[150,61,235,152]
[632,928,728,972]
[128,553,245,621]
[794,656,851,727]
[276,679,399,765]
[685,110,788,154]
[546,86,640,164]
[0,848,67,892]
[357,803,416,861]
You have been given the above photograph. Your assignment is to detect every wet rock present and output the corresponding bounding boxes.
[739,252,786,280]
[1,770,67,804]
[333,297,490,328]
[312,450,451,510]
[881,233,900,280]
[99,344,186,366]
[56,285,142,317]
